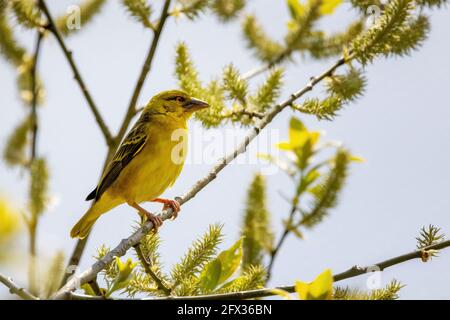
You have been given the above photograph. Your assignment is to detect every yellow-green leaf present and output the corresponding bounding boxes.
[320,0,342,15]
[350,155,366,163]
[295,269,333,300]
[308,131,321,146]
[198,238,243,292]
[106,257,137,297]
[116,257,137,283]
[287,0,305,20]
[276,141,294,150]
[198,259,222,292]
[0,197,21,243]
[289,117,306,144]
[302,169,321,189]
[81,283,96,296]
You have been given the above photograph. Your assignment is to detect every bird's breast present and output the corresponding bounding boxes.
[114,126,188,203]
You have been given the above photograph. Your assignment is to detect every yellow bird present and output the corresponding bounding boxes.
[70,90,209,238]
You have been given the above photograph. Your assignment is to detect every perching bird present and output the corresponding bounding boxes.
[70,90,209,238]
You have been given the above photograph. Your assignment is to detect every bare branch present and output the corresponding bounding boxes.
[0,273,39,300]
[133,244,171,295]
[27,30,43,296]
[37,0,114,146]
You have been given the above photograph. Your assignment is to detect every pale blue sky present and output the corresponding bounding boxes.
[1,1,449,299]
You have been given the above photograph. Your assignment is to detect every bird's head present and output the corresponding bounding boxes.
[145,90,209,120]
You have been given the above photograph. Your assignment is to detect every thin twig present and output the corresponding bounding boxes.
[53,55,349,299]
[267,176,305,280]
[27,30,43,296]
[87,278,103,297]
[114,0,172,146]
[133,245,171,295]
[30,32,42,161]
[222,110,265,120]
[241,62,277,81]
[37,0,114,146]
[266,206,296,280]
[0,273,39,300]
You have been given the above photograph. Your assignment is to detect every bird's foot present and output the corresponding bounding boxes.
[151,198,181,220]
[129,201,163,233]
[144,212,163,233]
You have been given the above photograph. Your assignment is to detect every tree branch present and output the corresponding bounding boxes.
[53,55,349,299]
[114,0,172,146]
[37,0,114,146]
[133,244,171,295]
[0,273,39,300]
[157,239,450,300]
[242,62,278,81]
[27,30,43,296]
[221,109,265,121]
[63,239,450,300]
[266,205,296,280]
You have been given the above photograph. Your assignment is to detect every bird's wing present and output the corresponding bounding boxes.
[87,119,149,201]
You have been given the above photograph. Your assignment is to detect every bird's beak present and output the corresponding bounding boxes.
[183,97,209,111]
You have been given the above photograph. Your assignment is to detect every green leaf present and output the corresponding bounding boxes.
[106,257,137,297]
[350,155,365,163]
[295,269,333,300]
[276,117,308,151]
[0,197,21,243]
[289,117,306,143]
[319,0,342,15]
[287,0,305,20]
[276,141,294,151]
[217,265,266,293]
[197,259,222,292]
[198,238,243,292]
[299,168,321,193]
[81,283,96,296]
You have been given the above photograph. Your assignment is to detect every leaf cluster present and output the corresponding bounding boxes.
[241,174,274,269]
[260,117,361,236]
[92,224,265,298]
[175,43,283,127]
[334,280,404,300]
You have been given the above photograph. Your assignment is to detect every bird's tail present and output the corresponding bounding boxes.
[70,205,103,239]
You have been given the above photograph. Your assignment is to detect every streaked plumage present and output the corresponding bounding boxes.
[70,90,209,238]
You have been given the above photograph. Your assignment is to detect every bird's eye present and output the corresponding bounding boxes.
[175,96,185,103]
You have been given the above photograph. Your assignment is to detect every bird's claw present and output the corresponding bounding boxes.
[164,199,181,220]
[152,198,181,220]
[145,212,163,233]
